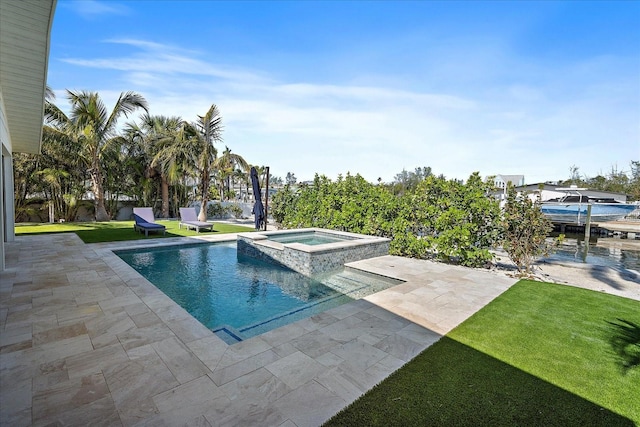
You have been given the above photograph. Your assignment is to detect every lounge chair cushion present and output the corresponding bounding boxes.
[132,208,166,236]
[179,207,213,232]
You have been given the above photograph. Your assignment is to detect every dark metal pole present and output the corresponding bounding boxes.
[264,166,270,231]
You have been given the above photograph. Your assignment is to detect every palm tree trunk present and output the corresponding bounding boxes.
[161,175,169,218]
[198,168,209,222]
[90,166,110,221]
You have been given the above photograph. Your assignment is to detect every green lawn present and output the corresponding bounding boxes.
[325,280,640,426]
[15,220,254,243]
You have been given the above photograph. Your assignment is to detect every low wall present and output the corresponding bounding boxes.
[237,228,390,276]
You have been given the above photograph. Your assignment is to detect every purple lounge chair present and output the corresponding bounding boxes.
[133,207,166,237]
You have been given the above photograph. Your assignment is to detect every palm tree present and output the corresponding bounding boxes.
[154,104,222,221]
[194,105,223,220]
[130,114,183,218]
[233,168,247,201]
[214,146,249,200]
[45,90,148,221]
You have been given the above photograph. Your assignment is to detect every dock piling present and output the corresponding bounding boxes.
[584,204,592,240]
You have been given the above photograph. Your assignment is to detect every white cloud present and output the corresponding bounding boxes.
[61,39,269,85]
[54,37,639,183]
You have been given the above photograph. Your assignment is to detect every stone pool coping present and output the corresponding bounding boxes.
[1,232,517,426]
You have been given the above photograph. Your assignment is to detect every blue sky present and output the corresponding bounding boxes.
[48,0,639,184]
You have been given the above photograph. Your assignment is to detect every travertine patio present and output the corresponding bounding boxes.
[1,233,517,426]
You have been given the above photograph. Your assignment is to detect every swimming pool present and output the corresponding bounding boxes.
[115,241,402,344]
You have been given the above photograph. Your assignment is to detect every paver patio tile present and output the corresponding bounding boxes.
[186,335,227,371]
[210,349,280,386]
[373,332,427,361]
[32,321,87,346]
[152,336,211,383]
[273,381,346,427]
[204,396,287,427]
[116,323,177,351]
[215,336,271,369]
[291,330,343,358]
[1,233,525,426]
[153,375,224,413]
[32,372,112,425]
[265,351,325,389]
[64,342,129,379]
[220,367,291,403]
[330,339,388,372]
[103,350,179,425]
[315,367,366,403]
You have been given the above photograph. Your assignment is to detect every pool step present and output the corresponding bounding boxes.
[320,268,402,298]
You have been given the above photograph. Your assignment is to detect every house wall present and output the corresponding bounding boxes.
[0,0,56,271]
[494,175,525,189]
[0,91,14,270]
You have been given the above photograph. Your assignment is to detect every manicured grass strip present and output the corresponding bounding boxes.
[449,280,640,422]
[15,221,254,243]
[325,280,639,426]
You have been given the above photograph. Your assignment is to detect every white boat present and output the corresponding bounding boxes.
[540,188,637,224]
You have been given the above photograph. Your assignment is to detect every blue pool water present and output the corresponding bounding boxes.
[115,242,401,343]
[267,231,351,245]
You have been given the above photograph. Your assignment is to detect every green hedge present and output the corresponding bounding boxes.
[271,172,502,267]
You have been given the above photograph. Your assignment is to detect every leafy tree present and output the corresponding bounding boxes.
[629,161,640,201]
[562,164,585,188]
[16,88,88,222]
[390,166,432,195]
[286,172,297,185]
[501,184,553,275]
[602,165,630,194]
[269,175,283,186]
[560,162,639,201]
[44,90,148,220]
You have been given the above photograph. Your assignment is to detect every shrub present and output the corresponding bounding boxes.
[228,203,243,219]
[271,185,297,225]
[501,184,553,275]
[206,202,226,219]
[271,172,502,268]
[398,173,501,267]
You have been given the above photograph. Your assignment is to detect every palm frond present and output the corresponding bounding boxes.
[105,91,149,134]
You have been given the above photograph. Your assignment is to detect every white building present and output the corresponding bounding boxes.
[493,174,525,190]
[489,174,525,203]
[0,0,56,270]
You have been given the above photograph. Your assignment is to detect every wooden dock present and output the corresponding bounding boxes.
[552,220,640,239]
[597,220,640,234]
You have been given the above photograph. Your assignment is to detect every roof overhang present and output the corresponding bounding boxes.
[0,0,56,154]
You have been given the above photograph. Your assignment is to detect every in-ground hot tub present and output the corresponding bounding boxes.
[237,228,390,276]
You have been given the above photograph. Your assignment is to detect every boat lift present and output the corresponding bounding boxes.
[552,187,593,240]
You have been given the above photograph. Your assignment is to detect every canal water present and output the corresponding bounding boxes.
[544,234,640,272]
